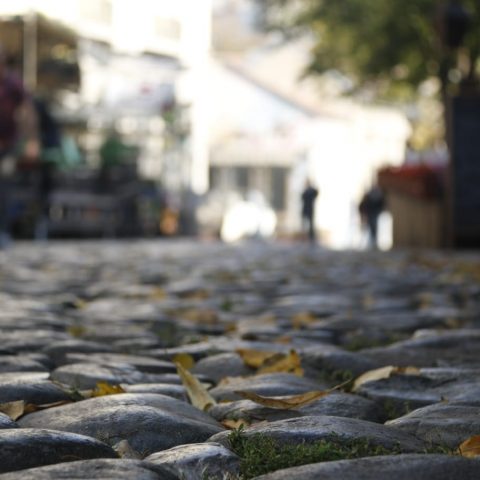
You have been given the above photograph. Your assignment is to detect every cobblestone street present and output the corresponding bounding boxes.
[0,240,479,479]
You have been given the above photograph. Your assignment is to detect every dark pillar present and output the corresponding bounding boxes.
[449,94,480,247]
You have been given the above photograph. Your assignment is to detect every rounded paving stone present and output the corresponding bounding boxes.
[43,340,117,366]
[19,394,224,456]
[0,356,49,374]
[209,373,329,402]
[122,384,187,401]
[63,353,177,374]
[252,454,480,480]
[209,392,382,424]
[0,379,71,405]
[0,428,117,473]
[0,458,176,479]
[387,403,480,448]
[145,442,241,480]
[0,413,17,429]
[191,353,253,383]
[209,415,426,452]
[19,393,222,428]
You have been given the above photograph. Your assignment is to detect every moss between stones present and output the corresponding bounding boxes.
[227,428,401,479]
[227,427,456,479]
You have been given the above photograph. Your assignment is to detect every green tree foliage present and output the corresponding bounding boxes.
[258,0,480,99]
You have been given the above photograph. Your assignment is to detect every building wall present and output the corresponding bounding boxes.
[0,0,212,194]
[207,61,410,247]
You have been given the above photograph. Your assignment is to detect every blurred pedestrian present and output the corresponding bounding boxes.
[301,180,319,243]
[359,185,385,249]
[0,45,39,247]
[32,96,63,240]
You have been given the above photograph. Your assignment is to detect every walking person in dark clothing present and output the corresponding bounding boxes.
[301,180,319,243]
[32,96,63,240]
[359,185,385,249]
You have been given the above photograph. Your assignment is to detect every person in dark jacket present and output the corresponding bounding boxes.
[301,180,319,243]
[359,185,385,249]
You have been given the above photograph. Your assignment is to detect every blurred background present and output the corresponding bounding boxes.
[0,0,478,249]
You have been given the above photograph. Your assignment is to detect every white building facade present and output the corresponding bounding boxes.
[0,0,212,194]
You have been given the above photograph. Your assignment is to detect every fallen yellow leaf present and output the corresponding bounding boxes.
[274,335,293,344]
[258,350,304,376]
[91,382,126,397]
[221,418,250,429]
[172,352,195,370]
[181,308,218,325]
[235,380,348,410]
[363,294,375,309]
[291,311,316,329]
[459,435,480,458]
[352,366,420,391]
[179,289,210,300]
[67,325,87,338]
[0,400,25,420]
[236,349,277,369]
[72,299,87,309]
[176,362,217,411]
[149,287,167,300]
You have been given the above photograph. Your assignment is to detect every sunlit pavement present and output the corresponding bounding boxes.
[0,239,480,479]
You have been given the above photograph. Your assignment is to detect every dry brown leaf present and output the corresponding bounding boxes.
[149,287,167,300]
[178,289,210,300]
[459,435,480,458]
[181,308,218,325]
[258,350,304,376]
[23,400,72,415]
[91,382,126,397]
[362,294,375,309]
[176,362,217,411]
[274,335,293,344]
[221,418,250,429]
[172,352,195,370]
[234,380,348,410]
[67,325,87,338]
[0,400,25,420]
[353,366,420,391]
[291,311,316,329]
[236,349,277,369]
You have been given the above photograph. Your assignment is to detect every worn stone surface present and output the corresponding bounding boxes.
[0,378,71,404]
[145,442,241,480]
[0,413,17,429]
[1,242,480,477]
[62,353,177,374]
[252,454,480,480]
[210,415,426,452]
[19,394,223,456]
[122,384,187,401]
[209,373,329,402]
[0,459,176,480]
[43,340,117,366]
[361,330,480,368]
[209,392,382,424]
[387,403,480,448]
[191,353,253,383]
[0,428,117,473]
[355,367,480,417]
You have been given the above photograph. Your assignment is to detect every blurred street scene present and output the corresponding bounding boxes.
[0,0,478,247]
